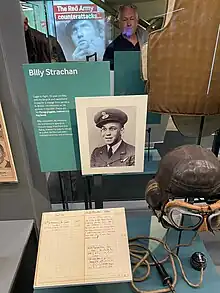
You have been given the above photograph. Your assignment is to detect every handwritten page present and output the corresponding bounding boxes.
[34,208,132,288]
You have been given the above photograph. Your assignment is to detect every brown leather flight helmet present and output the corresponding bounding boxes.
[145,0,220,115]
[145,145,220,210]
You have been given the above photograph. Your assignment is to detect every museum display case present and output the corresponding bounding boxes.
[0,1,220,292]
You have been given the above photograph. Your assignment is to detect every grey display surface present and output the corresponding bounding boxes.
[0,220,35,293]
[34,212,220,292]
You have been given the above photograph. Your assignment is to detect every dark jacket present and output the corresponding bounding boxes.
[25,27,51,63]
[49,35,66,62]
[91,140,135,167]
[103,34,140,71]
[25,27,66,63]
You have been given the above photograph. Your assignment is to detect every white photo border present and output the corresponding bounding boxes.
[76,95,148,175]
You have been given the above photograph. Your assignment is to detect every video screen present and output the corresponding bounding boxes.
[51,0,105,61]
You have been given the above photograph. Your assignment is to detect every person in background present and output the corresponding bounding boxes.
[23,15,51,63]
[23,12,66,63]
[49,35,66,63]
[66,19,105,61]
[103,5,147,70]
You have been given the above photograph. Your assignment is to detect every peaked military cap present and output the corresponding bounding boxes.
[94,108,128,128]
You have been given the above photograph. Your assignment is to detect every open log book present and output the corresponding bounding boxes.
[34,207,132,289]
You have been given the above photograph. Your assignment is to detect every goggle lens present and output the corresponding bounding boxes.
[209,211,220,231]
[170,208,202,229]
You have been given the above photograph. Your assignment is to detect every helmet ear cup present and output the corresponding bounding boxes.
[145,179,162,210]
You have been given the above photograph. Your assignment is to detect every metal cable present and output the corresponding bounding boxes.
[129,233,204,293]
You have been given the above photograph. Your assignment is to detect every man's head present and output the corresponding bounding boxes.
[118,5,139,37]
[94,109,128,146]
[101,122,123,146]
[66,19,103,50]
[0,144,5,164]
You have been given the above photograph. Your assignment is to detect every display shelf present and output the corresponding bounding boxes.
[34,213,220,292]
[0,220,38,293]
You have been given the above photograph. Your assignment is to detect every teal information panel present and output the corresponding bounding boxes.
[23,62,110,172]
[114,51,161,125]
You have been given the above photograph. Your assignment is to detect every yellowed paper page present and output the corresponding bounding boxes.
[84,208,132,284]
[34,208,132,288]
[34,210,85,287]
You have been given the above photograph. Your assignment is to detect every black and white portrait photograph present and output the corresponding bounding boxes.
[76,95,148,175]
[89,106,136,168]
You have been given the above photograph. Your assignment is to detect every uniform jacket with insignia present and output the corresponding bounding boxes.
[91,140,135,167]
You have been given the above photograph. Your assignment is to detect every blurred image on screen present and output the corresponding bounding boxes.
[52,0,105,61]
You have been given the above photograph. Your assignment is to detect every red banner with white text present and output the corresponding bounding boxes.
[54,4,104,21]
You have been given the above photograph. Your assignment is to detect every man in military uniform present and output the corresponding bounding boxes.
[91,108,135,167]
